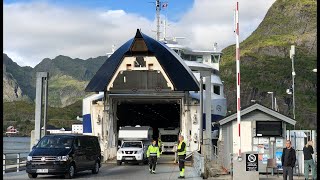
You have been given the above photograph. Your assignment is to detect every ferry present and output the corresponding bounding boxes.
[81,0,227,160]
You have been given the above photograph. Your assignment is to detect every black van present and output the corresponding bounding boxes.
[26,134,101,179]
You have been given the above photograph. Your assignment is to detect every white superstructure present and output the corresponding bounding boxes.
[162,38,227,120]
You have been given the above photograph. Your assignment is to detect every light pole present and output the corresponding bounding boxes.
[290,45,296,122]
[267,92,274,109]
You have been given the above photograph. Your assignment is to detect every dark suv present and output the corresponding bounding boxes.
[26,134,101,179]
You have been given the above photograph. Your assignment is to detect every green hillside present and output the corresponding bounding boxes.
[3,101,83,136]
[220,0,317,129]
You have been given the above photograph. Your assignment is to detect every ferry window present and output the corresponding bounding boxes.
[211,55,220,63]
[190,55,197,61]
[213,85,220,95]
[181,52,190,61]
[196,56,203,63]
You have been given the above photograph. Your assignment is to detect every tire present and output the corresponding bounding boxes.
[64,164,75,179]
[92,161,100,174]
[28,173,37,178]
[117,160,122,166]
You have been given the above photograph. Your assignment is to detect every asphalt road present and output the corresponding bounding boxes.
[3,155,202,180]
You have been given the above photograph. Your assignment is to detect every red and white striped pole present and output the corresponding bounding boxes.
[235,1,242,160]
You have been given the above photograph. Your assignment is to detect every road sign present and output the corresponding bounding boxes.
[246,154,258,171]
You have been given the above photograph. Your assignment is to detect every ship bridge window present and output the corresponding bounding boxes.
[211,55,220,63]
[180,52,190,61]
[196,56,203,63]
[213,85,220,95]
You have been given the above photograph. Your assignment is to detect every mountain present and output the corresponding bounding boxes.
[220,0,317,129]
[3,64,30,102]
[3,54,34,101]
[3,54,107,107]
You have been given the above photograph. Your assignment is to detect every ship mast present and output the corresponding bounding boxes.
[156,0,161,41]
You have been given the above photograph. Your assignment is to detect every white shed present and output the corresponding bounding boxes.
[217,103,296,173]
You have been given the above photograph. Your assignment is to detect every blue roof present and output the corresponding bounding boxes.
[85,29,199,92]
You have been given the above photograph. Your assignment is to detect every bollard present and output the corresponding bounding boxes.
[17,153,20,172]
[3,154,5,174]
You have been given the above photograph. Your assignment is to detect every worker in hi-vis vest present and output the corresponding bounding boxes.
[158,137,162,154]
[147,139,160,174]
[177,135,186,179]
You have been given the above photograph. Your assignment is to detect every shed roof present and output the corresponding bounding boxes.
[85,29,199,92]
[219,103,296,125]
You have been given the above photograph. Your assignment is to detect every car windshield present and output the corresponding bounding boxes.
[36,136,74,149]
[121,141,142,148]
[161,135,178,142]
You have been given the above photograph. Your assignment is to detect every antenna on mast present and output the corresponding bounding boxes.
[156,0,161,41]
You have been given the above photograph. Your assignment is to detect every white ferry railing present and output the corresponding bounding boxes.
[3,152,29,174]
[213,145,218,161]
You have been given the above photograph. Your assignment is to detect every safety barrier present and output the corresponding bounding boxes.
[193,151,204,177]
[3,152,29,174]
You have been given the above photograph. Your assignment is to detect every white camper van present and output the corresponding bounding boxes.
[159,127,180,153]
[116,126,153,165]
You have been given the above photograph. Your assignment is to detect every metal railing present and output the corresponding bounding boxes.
[3,152,29,174]
[193,151,204,177]
[213,145,218,161]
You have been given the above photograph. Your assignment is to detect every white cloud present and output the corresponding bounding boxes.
[4,0,275,67]
[167,0,276,50]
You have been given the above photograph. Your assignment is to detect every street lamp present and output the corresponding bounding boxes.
[289,45,296,122]
[267,92,274,109]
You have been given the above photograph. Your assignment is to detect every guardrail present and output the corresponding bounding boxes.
[3,152,29,174]
[193,151,204,177]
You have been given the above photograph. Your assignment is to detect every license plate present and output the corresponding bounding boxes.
[36,169,48,173]
[125,157,133,160]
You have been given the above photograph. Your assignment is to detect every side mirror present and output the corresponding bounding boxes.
[118,145,121,149]
[32,146,36,149]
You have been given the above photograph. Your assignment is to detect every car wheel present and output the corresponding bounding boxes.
[64,164,75,179]
[117,160,122,166]
[28,173,37,178]
[92,161,100,174]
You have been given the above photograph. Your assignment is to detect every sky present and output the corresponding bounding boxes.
[4,0,276,67]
